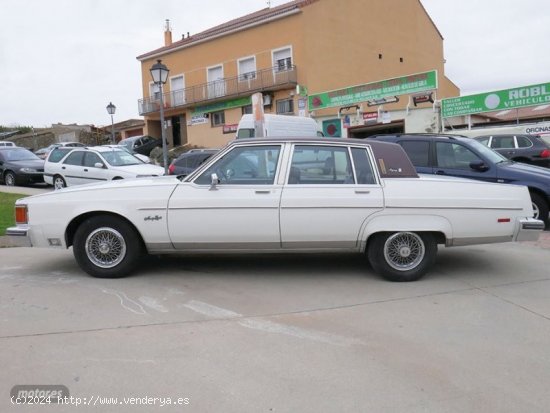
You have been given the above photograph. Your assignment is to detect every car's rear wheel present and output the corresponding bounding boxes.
[4,171,16,186]
[73,215,144,278]
[531,192,549,227]
[53,175,66,190]
[367,232,437,282]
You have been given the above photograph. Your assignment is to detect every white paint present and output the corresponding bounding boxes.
[139,296,169,313]
[183,300,240,318]
[1,266,24,271]
[183,300,363,347]
[102,289,147,315]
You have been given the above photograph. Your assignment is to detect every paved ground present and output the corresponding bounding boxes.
[1,238,549,412]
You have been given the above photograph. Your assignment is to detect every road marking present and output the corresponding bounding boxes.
[139,296,169,313]
[183,300,363,346]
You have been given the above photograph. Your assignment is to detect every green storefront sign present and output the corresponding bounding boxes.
[193,96,251,115]
[441,82,550,118]
[308,70,438,110]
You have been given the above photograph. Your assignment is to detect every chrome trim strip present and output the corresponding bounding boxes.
[448,236,513,247]
[387,206,523,211]
[172,242,281,250]
[168,207,279,211]
[138,207,167,211]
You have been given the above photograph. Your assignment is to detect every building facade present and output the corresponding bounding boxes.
[136,0,459,148]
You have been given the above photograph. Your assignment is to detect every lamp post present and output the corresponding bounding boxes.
[150,59,170,174]
[106,102,116,144]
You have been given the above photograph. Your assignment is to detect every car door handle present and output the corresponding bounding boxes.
[62,166,66,170]
[355,190,370,194]
[84,169,88,172]
[435,170,446,175]
[255,190,271,194]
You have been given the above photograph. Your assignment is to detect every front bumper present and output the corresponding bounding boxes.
[515,218,545,242]
[5,226,32,247]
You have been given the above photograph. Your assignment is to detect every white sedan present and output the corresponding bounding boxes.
[8,137,544,281]
[43,146,164,189]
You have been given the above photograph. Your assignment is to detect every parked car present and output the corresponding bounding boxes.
[44,146,165,189]
[0,147,44,186]
[473,134,550,168]
[168,149,218,176]
[118,135,161,156]
[366,133,550,226]
[0,141,16,147]
[35,142,86,159]
[8,137,543,282]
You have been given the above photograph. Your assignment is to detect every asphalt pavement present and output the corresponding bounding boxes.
[1,238,550,412]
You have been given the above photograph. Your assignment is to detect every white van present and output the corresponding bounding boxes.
[236,114,323,138]
[0,141,16,147]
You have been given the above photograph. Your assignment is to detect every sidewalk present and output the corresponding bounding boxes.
[0,184,51,196]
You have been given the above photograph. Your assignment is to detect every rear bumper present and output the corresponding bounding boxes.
[515,218,545,242]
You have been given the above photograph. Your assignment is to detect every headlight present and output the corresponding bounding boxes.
[20,167,38,173]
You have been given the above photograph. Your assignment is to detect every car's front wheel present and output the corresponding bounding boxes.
[367,232,437,282]
[53,175,66,190]
[4,171,16,186]
[73,215,144,278]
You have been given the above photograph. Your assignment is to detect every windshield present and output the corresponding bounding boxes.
[101,150,142,166]
[466,138,508,163]
[2,148,40,161]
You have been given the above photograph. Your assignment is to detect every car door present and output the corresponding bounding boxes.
[60,150,86,186]
[433,141,498,182]
[81,152,112,183]
[279,144,384,249]
[167,144,283,249]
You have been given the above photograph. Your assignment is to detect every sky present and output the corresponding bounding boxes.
[1,0,549,128]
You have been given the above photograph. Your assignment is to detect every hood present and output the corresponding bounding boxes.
[497,161,550,181]
[9,159,45,169]
[24,175,180,200]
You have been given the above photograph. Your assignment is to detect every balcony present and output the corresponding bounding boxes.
[138,65,297,115]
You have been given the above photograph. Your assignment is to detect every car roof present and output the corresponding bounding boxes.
[368,133,471,142]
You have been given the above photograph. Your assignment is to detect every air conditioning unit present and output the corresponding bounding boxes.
[263,94,272,106]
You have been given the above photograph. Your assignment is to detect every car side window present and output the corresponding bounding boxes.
[194,145,281,185]
[492,136,515,149]
[289,145,353,185]
[351,148,376,184]
[516,136,532,148]
[84,152,103,167]
[436,142,481,169]
[63,151,85,166]
[399,141,430,167]
[48,148,71,163]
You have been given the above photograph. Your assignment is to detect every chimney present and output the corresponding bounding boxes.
[164,19,172,46]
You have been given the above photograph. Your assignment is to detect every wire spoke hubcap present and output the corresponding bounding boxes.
[383,232,425,271]
[85,227,126,268]
[532,202,540,219]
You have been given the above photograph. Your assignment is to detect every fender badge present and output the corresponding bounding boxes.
[144,215,162,221]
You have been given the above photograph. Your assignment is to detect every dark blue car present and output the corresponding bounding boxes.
[366,134,550,227]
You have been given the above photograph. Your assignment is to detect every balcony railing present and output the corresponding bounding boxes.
[138,65,297,115]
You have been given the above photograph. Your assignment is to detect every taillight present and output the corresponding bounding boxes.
[15,205,28,225]
[168,163,176,175]
[540,149,550,158]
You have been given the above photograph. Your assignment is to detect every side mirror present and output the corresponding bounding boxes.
[209,173,219,190]
[470,160,489,172]
[94,162,105,169]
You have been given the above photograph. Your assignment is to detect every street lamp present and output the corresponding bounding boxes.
[106,102,116,144]
[150,59,170,174]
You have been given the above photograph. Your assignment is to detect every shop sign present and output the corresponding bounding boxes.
[363,112,378,123]
[308,70,438,110]
[441,82,550,118]
[193,96,251,115]
[223,124,238,134]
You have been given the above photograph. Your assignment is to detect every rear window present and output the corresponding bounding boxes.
[369,141,419,178]
[48,148,73,163]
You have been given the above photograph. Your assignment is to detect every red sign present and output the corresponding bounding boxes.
[223,124,238,134]
[363,112,378,123]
